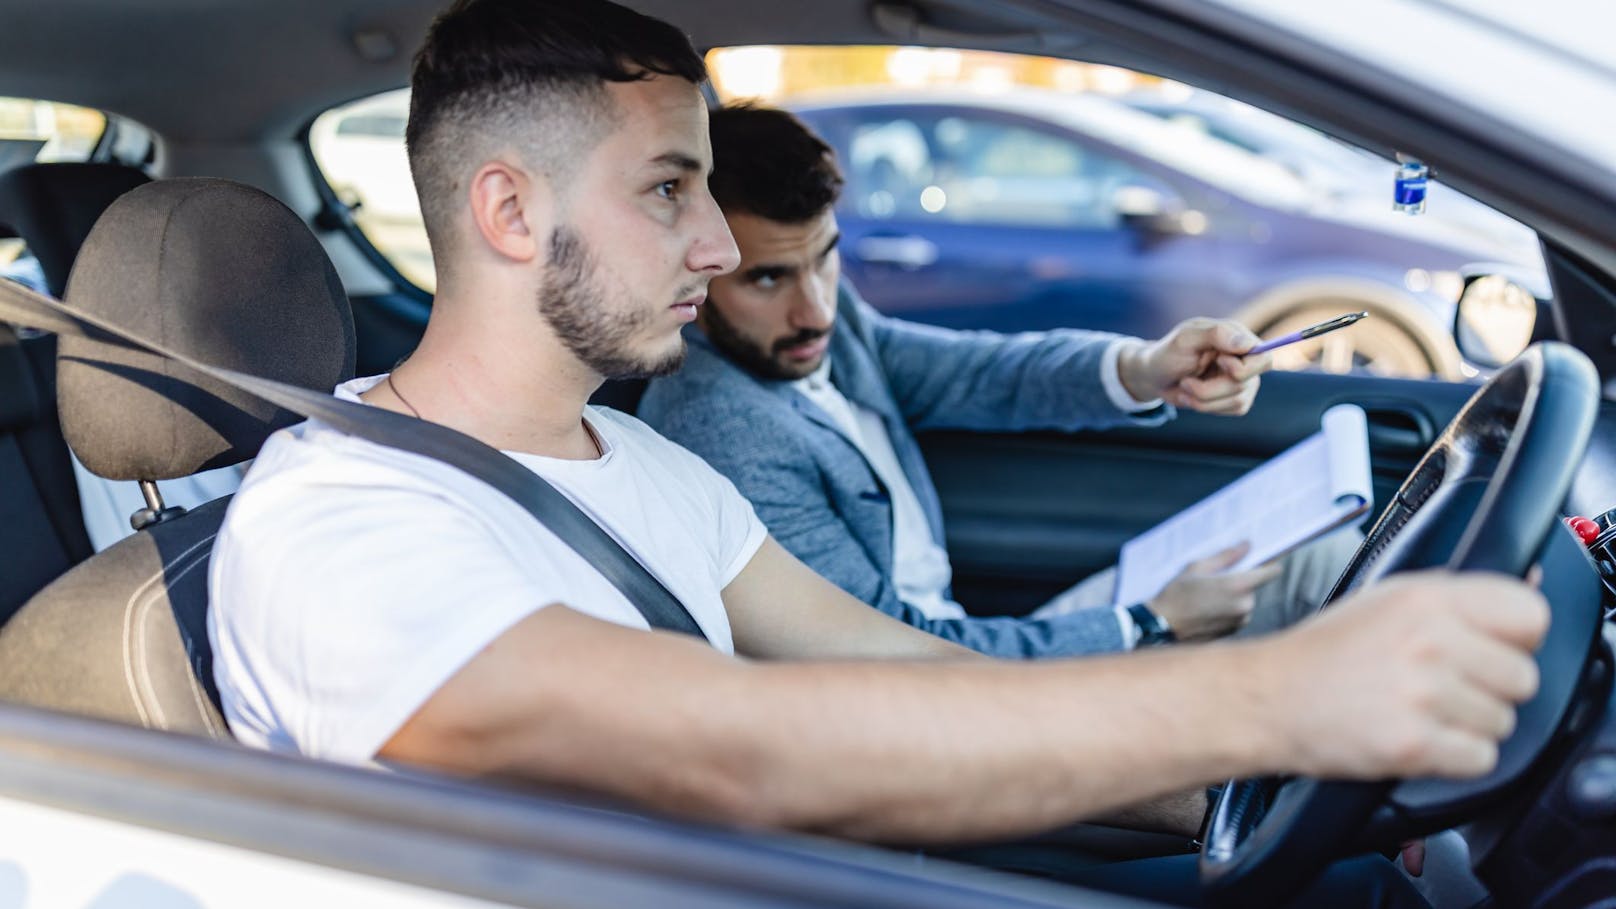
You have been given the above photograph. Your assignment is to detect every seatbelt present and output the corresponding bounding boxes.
[0,279,709,641]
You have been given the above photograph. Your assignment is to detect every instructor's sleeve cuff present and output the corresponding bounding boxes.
[1101,339,1165,414]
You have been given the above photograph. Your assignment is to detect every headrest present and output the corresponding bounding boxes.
[60,178,356,480]
[0,323,42,430]
[0,163,151,297]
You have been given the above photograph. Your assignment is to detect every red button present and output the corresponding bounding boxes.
[1567,516,1602,545]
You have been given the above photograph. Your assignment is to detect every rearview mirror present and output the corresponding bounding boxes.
[1453,270,1549,368]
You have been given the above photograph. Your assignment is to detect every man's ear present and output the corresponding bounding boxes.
[467,160,550,263]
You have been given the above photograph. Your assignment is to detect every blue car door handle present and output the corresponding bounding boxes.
[855,235,939,269]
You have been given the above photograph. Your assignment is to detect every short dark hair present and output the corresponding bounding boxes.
[406,0,706,249]
[708,103,844,224]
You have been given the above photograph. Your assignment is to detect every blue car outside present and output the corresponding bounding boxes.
[1116,89,1543,263]
[790,90,1542,379]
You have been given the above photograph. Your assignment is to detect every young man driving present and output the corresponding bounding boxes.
[208,2,1546,905]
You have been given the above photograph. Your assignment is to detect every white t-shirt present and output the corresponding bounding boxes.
[207,374,767,765]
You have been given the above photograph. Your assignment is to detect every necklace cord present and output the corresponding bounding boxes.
[384,372,422,419]
[385,372,602,459]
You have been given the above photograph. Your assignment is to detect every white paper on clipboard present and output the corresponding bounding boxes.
[1112,404,1373,607]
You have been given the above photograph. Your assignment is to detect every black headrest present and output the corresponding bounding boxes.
[59,178,356,481]
[0,163,151,297]
[0,323,42,430]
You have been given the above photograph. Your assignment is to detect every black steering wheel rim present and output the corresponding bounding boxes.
[1199,343,1601,906]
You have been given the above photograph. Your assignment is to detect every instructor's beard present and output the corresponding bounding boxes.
[537,226,688,380]
[702,295,830,382]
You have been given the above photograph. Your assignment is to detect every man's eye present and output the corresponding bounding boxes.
[754,274,780,290]
[655,179,680,200]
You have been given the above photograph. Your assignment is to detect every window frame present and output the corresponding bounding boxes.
[299,106,435,306]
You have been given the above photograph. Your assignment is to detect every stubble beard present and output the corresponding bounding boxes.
[537,226,688,381]
[702,295,829,382]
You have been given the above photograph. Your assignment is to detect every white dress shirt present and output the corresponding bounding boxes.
[793,359,962,619]
[792,339,1162,643]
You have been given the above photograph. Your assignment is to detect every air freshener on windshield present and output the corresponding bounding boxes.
[1394,157,1428,214]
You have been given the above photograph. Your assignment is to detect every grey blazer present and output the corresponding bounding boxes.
[638,287,1172,658]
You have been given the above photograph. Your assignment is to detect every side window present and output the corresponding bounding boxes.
[709,45,1548,382]
[844,113,1149,230]
[0,98,109,286]
[844,118,934,220]
[308,89,435,292]
[334,113,407,139]
[924,115,1142,230]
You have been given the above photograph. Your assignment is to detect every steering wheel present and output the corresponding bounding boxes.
[1198,343,1602,906]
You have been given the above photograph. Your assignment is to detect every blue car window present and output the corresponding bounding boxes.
[845,111,1150,231]
[846,118,935,219]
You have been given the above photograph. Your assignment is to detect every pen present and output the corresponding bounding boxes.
[1245,311,1369,356]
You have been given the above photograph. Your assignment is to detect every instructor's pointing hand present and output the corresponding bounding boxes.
[1119,317,1272,416]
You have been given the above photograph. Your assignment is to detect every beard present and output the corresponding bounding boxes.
[537,226,688,380]
[702,296,830,382]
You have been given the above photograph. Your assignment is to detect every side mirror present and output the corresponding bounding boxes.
[1113,185,1204,238]
[1453,266,1552,368]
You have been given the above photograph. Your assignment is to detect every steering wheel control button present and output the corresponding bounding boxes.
[1566,753,1616,819]
[1564,515,1602,545]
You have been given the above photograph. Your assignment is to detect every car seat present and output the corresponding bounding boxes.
[0,178,355,735]
[0,163,151,616]
[0,323,91,622]
[1,162,249,558]
[0,163,151,297]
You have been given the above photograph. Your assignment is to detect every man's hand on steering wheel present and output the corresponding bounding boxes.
[1247,571,1547,781]
[1198,344,1598,906]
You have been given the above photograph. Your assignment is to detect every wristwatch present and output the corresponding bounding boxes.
[1126,603,1177,647]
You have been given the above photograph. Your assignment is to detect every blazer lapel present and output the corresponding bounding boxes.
[777,381,855,445]
[825,315,950,545]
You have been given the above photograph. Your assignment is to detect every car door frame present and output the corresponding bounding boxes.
[0,700,1162,909]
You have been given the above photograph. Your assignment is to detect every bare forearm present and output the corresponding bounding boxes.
[387,606,1273,845]
[720,645,1267,843]
[389,572,1554,848]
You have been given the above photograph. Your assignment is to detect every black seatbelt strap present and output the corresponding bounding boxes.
[0,280,709,641]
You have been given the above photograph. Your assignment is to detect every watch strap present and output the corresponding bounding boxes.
[1126,602,1177,646]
